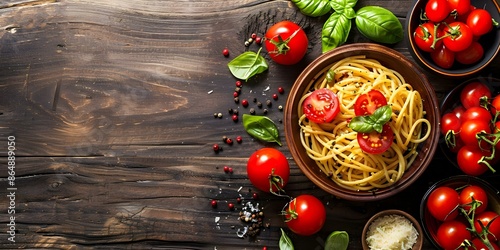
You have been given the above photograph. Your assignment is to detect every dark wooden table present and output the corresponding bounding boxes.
[0,0,499,249]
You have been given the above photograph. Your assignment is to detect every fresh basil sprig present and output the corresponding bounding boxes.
[325,231,349,250]
[242,114,282,146]
[349,105,392,133]
[291,0,403,52]
[227,47,268,81]
[279,228,294,250]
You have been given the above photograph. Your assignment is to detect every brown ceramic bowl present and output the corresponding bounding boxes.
[362,209,423,250]
[284,43,440,201]
[405,0,500,77]
[420,175,500,249]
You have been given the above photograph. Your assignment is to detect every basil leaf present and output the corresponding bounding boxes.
[325,231,349,250]
[326,69,335,83]
[242,114,282,146]
[227,48,268,81]
[291,0,332,17]
[349,105,392,133]
[322,12,351,53]
[355,6,403,44]
[330,0,358,13]
[279,228,294,250]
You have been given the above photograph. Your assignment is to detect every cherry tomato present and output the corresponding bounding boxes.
[427,186,460,221]
[462,106,492,123]
[442,22,473,52]
[414,22,442,52]
[431,44,455,69]
[467,9,494,37]
[441,112,462,135]
[353,89,387,116]
[459,119,491,149]
[284,194,326,236]
[452,105,466,121]
[455,41,484,65]
[460,81,492,109]
[450,136,465,153]
[264,21,308,65]
[456,146,490,176]
[490,94,500,116]
[426,0,452,22]
[357,123,394,154]
[437,220,471,250]
[447,0,471,15]
[471,238,500,250]
[459,185,489,214]
[475,211,500,242]
[247,148,290,193]
[303,88,340,123]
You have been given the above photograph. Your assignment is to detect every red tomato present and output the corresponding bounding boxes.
[414,22,442,52]
[459,119,491,149]
[264,21,308,65]
[467,9,494,37]
[462,106,492,123]
[247,148,289,193]
[490,94,500,116]
[455,41,484,65]
[427,186,460,221]
[436,220,471,250]
[456,146,490,176]
[460,81,492,109]
[450,136,465,153]
[459,185,489,214]
[431,44,455,69]
[475,211,500,242]
[426,0,452,22]
[357,123,394,154]
[471,238,500,250]
[284,194,326,236]
[441,112,462,135]
[447,0,471,15]
[303,88,340,123]
[353,89,387,116]
[452,105,466,121]
[442,22,473,52]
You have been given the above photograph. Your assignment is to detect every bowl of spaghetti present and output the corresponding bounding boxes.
[284,43,440,201]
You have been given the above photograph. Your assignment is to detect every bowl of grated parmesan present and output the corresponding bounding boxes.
[362,209,423,250]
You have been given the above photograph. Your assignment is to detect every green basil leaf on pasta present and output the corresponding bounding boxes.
[349,105,392,133]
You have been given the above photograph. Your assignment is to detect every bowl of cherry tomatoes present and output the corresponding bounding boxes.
[420,175,500,249]
[440,77,500,175]
[405,0,500,77]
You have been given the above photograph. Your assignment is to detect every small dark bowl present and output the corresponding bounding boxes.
[405,0,500,77]
[420,175,500,249]
[439,77,500,168]
[284,43,440,201]
[362,209,423,250]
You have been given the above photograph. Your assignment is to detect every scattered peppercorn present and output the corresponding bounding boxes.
[232,109,239,115]
[272,93,278,100]
[242,99,249,107]
[226,138,233,145]
[237,197,242,203]
[228,203,235,210]
[222,48,229,57]
[249,108,255,115]
[213,144,220,153]
[252,193,259,200]
[255,37,262,45]
[251,33,257,39]
[228,108,233,114]
[217,113,223,118]
[248,38,253,44]
[257,102,262,108]
[211,199,218,208]
[244,41,250,47]
[236,81,242,87]
[235,87,241,93]
[228,167,233,173]
[253,97,257,103]
[278,105,283,111]
[278,87,285,94]
[233,91,239,98]
[266,100,272,107]
[213,113,218,118]
[234,97,239,103]
[236,136,243,143]
[232,114,238,122]
[222,136,228,142]
[223,166,230,173]
[263,109,268,114]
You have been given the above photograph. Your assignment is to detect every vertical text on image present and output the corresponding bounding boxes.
[6,135,16,243]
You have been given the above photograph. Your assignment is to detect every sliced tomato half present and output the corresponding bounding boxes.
[357,123,394,154]
[303,88,340,123]
[354,90,388,116]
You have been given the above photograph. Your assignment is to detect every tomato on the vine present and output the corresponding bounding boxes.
[247,148,290,193]
[459,185,489,214]
[283,194,326,236]
[353,89,387,116]
[475,211,500,242]
[437,220,471,249]
[441,22,473,52]
[427,186,460,221]
[459,119,491,149]
[447,0,471,15]
[264,20,308,65]
[414,22,442,52]
[456,146,490,176]
[452,105,466,121]
[455,41,484,65]
[431,44,455,69]
[441,112,461,135]
[467,9,494,37]
[302,88,340,123]
[357,124,394,154]
[490,94,500,116]
[460,81,491,109]
[425,0,452,22]
[462,106,492,123]
[471,238,500,250]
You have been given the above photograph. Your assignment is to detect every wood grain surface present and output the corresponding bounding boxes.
[0,0,499,249]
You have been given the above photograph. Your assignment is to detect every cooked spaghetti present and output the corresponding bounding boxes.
[298,55,431,191]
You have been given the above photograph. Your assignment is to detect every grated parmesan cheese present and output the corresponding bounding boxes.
[365,214,418,250]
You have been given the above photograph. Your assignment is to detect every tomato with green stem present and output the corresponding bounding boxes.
[467,9,494,37]
[442,22,473,52]
[474,211,500,242]
[247,148,290,194]
[264,21,308,65]
[456,146,491,176]
[447,0,471,16]
[436,220,471,249]
[283,194,326,236]
[459,119,491,149]
[459,185,489,214]
[427,186,460,221]
[460,81,491,109]
[414,22,442,52]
